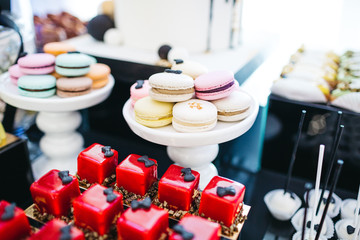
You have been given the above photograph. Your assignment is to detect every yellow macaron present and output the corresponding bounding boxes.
[134,96,174,128]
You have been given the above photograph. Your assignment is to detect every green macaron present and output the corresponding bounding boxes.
[18,75,56,98]
[55,52,93,77]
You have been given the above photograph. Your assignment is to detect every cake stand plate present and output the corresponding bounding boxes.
[0,73,115,178]
[123,91,259,189]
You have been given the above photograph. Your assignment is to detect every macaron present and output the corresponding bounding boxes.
[55,52,93,77]
[211,91,252,122]
[194,70,236,100]
[134,96,174,128]
[130,80,151,106]
[85,63,111,89]
[43,42,76,56]
[171,59,208,79]
[8,64,25,85]
[18,53,55,75]
[56,77,92,98]
[149,69,194,102]
[18,75,56,98]
[172,99,217,133]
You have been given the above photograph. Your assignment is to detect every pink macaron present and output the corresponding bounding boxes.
[194,70,236,100]
[8,64,25,85]
[130,80,151,106]
[18,53,55,75]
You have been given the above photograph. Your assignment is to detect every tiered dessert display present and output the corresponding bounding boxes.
[0,44,114,178]
[16,143,251,239]
[123,70,259,189]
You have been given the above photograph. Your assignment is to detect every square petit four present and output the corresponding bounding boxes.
[198,176,245,227]
[117,197,168,240]
[169,214,221,240]
[77,143,118,186]
[0,201,31,240]
[116,154,158,196]
[30,169,80,218]
[73,184,123,235]
[29,219,84,240]
[158,165,200,211]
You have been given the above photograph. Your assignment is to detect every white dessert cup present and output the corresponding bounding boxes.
[291,207,334,239]
[341,199,358,220]
[306,189,342,218]
[264,189,302,221]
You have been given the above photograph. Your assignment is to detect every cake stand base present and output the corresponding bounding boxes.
[167,144,219,189]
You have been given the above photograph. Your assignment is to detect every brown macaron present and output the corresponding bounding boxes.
[56,77,92,97]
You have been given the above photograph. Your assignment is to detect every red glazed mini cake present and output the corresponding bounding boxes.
[73,184,123,235]
[169,214,221,240]
[117,197,168,240]
[116,154,158,197]
[30,169,80,218]
[30,219,84,240]
[77,143,118,186]
[158,164,200,211]
[198,176,245,227]
[0,201,31,240]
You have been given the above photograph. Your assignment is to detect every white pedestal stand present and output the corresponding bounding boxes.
[0,73,114,178]
[123,90,259,189]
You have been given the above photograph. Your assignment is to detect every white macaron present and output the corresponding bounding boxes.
[149,69,194,102]
[172,99,217,132]
[211,90,252,122]
[171,59,208,79]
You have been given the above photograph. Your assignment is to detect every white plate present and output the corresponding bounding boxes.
[0,72,115,112]
[122,90,259,147]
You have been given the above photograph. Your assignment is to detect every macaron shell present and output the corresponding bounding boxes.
[43,42,76,56]
[18,53,55,75]
[171,60,208,79]
[92,76,109,89]
[172,99,217,133]
[212,91,252,122]
[56,76,92,97]
[86,63,111,80]
[8,64,25,85]
[134,96,174,128]
[18,75,56,98]
[55,53,93,76]
[130,80,151,106]
[195,70,235,100]
[149,71,194,102]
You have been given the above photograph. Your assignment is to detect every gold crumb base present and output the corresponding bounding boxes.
[25,204,73,224]
[194,203,251,240]
[113,181,159,206]
[76,174,116,189]
[152,189,201,220]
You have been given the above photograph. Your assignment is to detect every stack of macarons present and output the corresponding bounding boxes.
[9,42,112,98]
[132,64,253,132]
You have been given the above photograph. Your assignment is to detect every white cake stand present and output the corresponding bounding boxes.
[122,92,259,189]
[0,73,114,178]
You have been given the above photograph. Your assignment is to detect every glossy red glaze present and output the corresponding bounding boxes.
[117,204,168,240]
[158,165,200,211]
[0,200,31,240]
[116,154,158,196]
[169,214,221,240]
[29,219,84,240]
[30,169,80,217]
[77,143,118,184]
[73,184,123,235]
[198,176,245,227]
